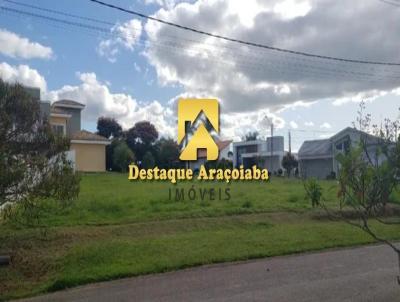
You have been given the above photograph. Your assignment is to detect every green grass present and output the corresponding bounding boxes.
[0,173,399,301]
[32,173,339,226]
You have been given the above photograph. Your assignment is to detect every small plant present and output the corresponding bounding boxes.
[303,178,322,208]
[242,200,253,208]
[287,195,300,203]
[326,171,336,180]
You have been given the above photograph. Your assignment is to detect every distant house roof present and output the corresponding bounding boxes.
[198,139,232,159]
[53,99,85,109]
[50,106,72,117]
[330,126,381,145]
[298,139,332,160]
[70,130,110,144]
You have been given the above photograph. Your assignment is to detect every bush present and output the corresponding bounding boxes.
[326,171,336,180]
[281,153,298,177]
[216,158,233,170]
[142,151,155,169]
[287,195,300,203]
[303,178,322,208]
[204,159,233,171]
[112,141,135,172]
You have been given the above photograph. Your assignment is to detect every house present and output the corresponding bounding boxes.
[233,136,285,173]
[28,87,110,172]
[298,127,384,179]
[191,139,233,171]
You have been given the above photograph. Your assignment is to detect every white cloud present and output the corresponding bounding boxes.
[0,62,290,140]
[332,90,388,106]
[45,72,174,136]
[304,121,314,127]
[134,62,141,72]
[144,0,400,115]
[289,121,299,129]
[97,19,142,62]
[0,28,53,60]
[144,0,185,9]
[320,122,332,129]
[273,0,312,20]
[319,133,334,139]
[0,62,47,91]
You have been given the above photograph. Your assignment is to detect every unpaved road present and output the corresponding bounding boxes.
[18,244,400,302]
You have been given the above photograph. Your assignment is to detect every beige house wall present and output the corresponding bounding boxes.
[70,143,106,172]
[50,116,67,127]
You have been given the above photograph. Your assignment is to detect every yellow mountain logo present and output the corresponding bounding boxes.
[177,99,219,161]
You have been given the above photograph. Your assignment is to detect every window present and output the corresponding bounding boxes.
[344,140,350,153]
[52,124,65,135]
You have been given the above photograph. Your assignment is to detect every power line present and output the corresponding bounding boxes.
[2,4,400,85]
[1,0,114,25]
[3,0,400,79]
[2,2,400,84]
[88,0,400,66]
[0,5,110,34]
[377,0,400,7]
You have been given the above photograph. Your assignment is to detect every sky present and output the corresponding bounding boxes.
[0,0,400,152]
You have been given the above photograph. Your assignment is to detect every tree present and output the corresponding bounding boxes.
[126,121,158,161]
[112,141,135,172]
[142,151,155,169]
[155,138,180,168]
[304,102,400,284]
[0,81,80,221]
[243,131,259,141]
[282,153,298,177]
[97,116,122,139]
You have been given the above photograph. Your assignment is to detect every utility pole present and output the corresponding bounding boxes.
[270,122,274,173]
[263,115,274,173]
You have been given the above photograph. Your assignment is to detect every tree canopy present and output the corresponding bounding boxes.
[0,80,80,213]
[126,121,159,161]
[97,116,122,139]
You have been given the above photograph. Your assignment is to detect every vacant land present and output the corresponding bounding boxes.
[1,173,399,301]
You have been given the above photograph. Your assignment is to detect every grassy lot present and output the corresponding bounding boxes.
[1,173,399,300]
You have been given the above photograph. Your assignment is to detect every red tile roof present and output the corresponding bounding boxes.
[70,130,109,142]
[53,99,85,108]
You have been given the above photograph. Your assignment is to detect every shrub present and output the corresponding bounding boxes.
[326,171,336,180]
[112,141,135,172]
[142,151,155,169]
[303,178,322,208]
[287,195,300,203]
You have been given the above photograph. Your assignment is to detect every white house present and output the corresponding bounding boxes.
[298,127,385,179]
[233,136,285,173]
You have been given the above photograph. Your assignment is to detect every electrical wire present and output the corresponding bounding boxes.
[1,3,400,84]
[2,0,114,25]
[377,0,400,7]
[3,0,400,77]
[88,0,400,66]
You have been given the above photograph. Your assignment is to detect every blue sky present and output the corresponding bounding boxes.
[1,0,399,151]
[0,0,179,100]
